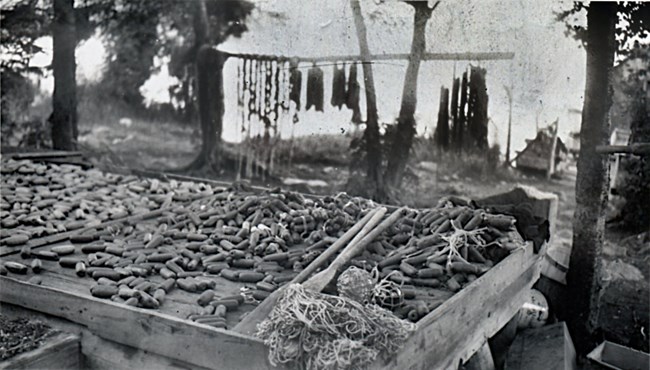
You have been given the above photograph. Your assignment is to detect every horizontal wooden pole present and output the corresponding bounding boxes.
[219,49,515,62]
[9,151,83,160]
[596,143,650,155]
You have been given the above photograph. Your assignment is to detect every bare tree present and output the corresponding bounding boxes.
[350,0,386,200]
[566,1,616,355]
[384,1,439,187]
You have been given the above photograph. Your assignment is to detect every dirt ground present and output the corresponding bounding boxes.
[78,120,649,356]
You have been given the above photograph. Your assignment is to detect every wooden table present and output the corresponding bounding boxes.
[0,169,548,370]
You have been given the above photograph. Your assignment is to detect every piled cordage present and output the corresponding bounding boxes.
[257,284,415,370]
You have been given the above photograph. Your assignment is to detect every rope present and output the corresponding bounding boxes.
[257,284,415,370]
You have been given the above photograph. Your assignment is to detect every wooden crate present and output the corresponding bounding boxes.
[0,332,80,370]
[505,322,577,370]
[0,242,540,370]
[0,177,549,369]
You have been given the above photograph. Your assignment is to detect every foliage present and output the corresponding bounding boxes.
[617,56,649,231]
[0,69,35,122]
[0,0,50,75]
[98,1,164,106]
[556,2,649,55]
[90,0,253,113]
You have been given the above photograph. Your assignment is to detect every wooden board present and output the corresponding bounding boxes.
[586,340,650,370]
[0,302,208,370]
[0,248,259,328]
[0,276,285,370]
[0,332,80,370]
[371,243,541,370]
[0,246,542,370]
[505,322,577,370]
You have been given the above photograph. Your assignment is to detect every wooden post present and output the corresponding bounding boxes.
[350,0,386,200]
[567,1,616,355]
[504,85,512,166]
[547,119,559,180]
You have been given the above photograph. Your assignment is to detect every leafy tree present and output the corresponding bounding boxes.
[1,0,111,149]
[0,0,50,75]
[0,0,50,131]
[176,0,254,171]
[98,1,164,107]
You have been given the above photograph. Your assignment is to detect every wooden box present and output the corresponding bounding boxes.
[0,332,80,370]
[0,181,549,369]
[505,322,577,370]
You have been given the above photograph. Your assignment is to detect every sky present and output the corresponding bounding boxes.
[217,0,587,155]
[29,0,587,156]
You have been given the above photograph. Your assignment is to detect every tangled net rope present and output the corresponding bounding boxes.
[257,284,416,370]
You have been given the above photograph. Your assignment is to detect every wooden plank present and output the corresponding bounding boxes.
[0,302,211,370]
[0,253,257,328]
[372,244,540,370]
[595,143,650,155]
[0,332,80,370]
[0,276,282,370]
[463,342,495,370]
[221,50,515,62]
[81,331,212,370]
[505,322,577,370]
[9,151,83,160]
[586,340,650,370]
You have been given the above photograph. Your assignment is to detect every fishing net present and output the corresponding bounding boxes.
[257,284,416,370]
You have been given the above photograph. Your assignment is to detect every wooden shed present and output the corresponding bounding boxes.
[514,126,569,177]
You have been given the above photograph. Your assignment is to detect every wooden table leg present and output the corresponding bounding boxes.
[463,342,496,370]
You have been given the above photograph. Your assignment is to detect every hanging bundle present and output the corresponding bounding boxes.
[346,62,362,124]
[236,59,245,180]
[331,62,347,110]
[248,59,258,120]
[264,60,273,129]
[306,63,324,112]
[273,59,281,127]
[289,58,302,109]
[280,60,291,114]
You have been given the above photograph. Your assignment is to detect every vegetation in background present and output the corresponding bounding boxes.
[618,72,649,231]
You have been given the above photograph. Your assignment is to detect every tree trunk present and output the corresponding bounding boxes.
[385,1,436,187]
[188,0,224,171]
[50,0,77,150]
[566,1,616,355]
[350,0,385,200]
[450,77,460,149]
[196,46,225,168]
